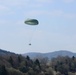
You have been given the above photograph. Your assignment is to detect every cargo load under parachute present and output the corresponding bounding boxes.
[24,19,39,45]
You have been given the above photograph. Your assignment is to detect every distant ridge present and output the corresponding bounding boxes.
[0,49,76,60]
[23,50,76,59]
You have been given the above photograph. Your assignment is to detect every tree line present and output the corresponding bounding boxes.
[0,54,76,75]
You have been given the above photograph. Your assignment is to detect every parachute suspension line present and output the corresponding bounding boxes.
[28,26,37,45]
[24,19,39,46]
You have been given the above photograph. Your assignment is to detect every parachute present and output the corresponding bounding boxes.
[24,19,39,45]
[24,19,39,25]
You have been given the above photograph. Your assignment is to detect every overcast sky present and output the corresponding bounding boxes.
[0,0,76,54]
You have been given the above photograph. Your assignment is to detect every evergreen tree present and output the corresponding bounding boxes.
[35,59,41,69]
[0,65,8,75]
[26,56,30,60]
[18,55,22,63]
[72,56,75,60]
[8,56,14,67]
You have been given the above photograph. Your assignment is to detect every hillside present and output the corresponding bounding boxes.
[0,49,16,56]
[0,49,76,75]
[23,50,76,59]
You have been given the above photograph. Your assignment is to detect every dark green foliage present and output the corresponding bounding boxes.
[8,56,13,67]
[19,66,29,73]
[35,59,40,65]
[0,50,76,75]
[56,64,68,75]
[26,56,30,60]
[34,59,41,69]
[51,56,76,74]
[28,68,37,75]
[0,65,8,75]
[18,55,22,63]
[7,67,24,75]
[72,56,75,60]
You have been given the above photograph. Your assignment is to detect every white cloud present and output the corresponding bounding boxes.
[0,0,29,7]
[35,0,53,3]
[51,10,63,16]
[0,5,10,11]
[62,0,75,3]
[26,10,63,17]
[0,0,53,8]
[0,5,14,16]
[24,9,76,19]
[0,20,10,25]
[24,10,46,17]
[63,13,76,19]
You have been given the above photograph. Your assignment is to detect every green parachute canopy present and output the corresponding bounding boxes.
[24,19,39,25]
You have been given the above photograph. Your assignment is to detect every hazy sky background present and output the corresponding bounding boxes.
[0,0,76,54]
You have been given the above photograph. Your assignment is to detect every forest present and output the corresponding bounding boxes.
[0,51,76,75]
